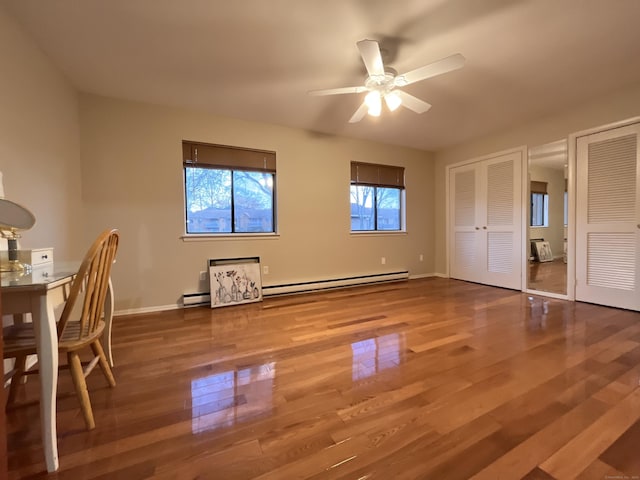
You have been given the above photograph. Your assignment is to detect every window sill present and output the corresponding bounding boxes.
[350,231,407,237]
[182,233,280,242]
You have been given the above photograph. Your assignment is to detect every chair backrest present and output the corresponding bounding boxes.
[57,229,120,341]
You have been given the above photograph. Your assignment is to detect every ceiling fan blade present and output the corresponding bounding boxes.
[357,39,385,77]
[395,90,432,114]
[349,101,369,123]
[308,86,367,96]
[396,53,465,86]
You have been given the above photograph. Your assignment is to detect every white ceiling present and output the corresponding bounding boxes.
[4,0,640,151]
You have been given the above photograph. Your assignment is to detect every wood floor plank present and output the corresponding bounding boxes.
[539,389,640,479]
[470,397,609,480]
[598,418,640,474]
[576,458,628,480]
[323,413,502,480]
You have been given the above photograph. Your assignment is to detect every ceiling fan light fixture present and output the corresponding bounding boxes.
[384,92,402,112]
[365,91,382,116]
[394,76,408,87]
[308,39,465,123]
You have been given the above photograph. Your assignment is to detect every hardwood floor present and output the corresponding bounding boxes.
[6,278,640,479]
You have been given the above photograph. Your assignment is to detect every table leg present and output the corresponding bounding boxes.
[13,314,28,385]
[30,293,59,472]
[103,278,115,367]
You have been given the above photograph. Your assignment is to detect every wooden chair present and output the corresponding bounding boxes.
[4,229,119,430]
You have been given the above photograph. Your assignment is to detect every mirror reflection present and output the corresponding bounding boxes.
[190,362,275,434]
[351,333,405,381]
[527,140,568,295]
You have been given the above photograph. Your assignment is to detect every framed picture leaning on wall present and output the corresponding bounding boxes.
[534,241,554,262]
[209,257,262,308]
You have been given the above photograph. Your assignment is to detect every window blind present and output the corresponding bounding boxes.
[183,141,276,172]
[530,181,547,194]
[351,162,405,189]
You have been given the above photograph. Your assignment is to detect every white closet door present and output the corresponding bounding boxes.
[576,123,640,311]
[450,164,483,283]
[483,152,522,289]
[449,150,522,290]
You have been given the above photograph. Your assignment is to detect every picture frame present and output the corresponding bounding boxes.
[534,241,553,263]
[209,257,262,308]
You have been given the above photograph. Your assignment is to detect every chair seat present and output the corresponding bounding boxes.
[4,320,106,356]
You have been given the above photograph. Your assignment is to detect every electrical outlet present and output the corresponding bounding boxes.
[263,265,269,275]
[419,254,424,262]
[381,257,386,265]
[199,271,207,281]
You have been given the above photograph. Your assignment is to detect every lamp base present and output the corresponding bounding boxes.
[0,259,30,273]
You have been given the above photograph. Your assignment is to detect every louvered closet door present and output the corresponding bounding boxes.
[450,163,483,283]
[482,152,522,290]
[576,123,640,311]
[449,151,522,289]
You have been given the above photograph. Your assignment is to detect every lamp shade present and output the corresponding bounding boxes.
[0,199,35,230]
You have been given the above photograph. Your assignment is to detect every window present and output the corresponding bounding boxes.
[530,180,548,227]
[183,141,275,234]
[531,193,549,227]
[350,162,404,232]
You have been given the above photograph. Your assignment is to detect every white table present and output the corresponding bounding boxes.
[1,262,113,473]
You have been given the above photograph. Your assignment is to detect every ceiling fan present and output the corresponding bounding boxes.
[309,39,465,123]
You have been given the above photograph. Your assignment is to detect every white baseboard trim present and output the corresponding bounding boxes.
[114,303,181,317]
[431,272,449,278]
[409,273,436,280]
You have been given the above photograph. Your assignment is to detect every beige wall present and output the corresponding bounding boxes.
[434,82,640,275]
[0,7,82,260]
[79,94,434,312]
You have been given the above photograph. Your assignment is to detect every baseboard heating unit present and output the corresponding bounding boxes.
[182,292,211,307]
[261,271,409,297]
[183,271,409,306]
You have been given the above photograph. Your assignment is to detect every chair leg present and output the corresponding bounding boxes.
[91,341,116,388]
[7,355,27,406]
[68,351,95,430]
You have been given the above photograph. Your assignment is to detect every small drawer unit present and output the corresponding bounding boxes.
[30,263,55,281]
[18,248,54,268]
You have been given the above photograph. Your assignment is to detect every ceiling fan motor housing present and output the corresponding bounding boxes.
[365,68,401,95]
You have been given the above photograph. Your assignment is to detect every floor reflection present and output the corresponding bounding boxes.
[351,333,404,381]
[191,362,275,434]
[527,296,550,331]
